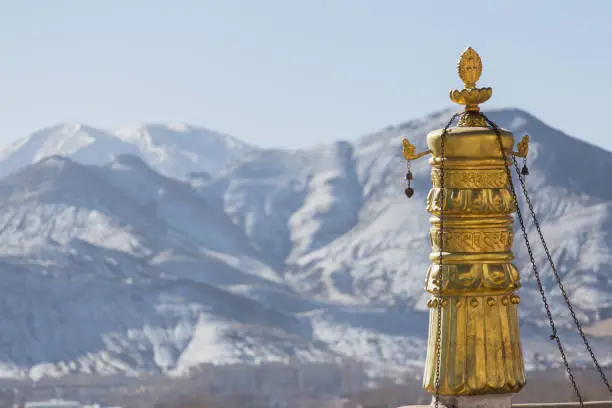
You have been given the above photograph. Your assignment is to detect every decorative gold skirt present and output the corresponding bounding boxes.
[422,291,526,395]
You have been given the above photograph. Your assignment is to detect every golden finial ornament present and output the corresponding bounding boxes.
[400,46,530,402]
[457,47,483,89]
[450,47,492,127]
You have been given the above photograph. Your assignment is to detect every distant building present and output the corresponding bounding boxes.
[24,400,81,408]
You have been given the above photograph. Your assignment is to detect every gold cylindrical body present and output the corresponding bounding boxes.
[422,126,526,395]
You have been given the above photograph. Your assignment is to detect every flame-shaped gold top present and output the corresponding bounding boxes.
[457,47,482,89]
[450,47,492,126]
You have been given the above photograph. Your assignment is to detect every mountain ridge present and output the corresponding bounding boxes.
[0,107,610,379]
[0,122,255,179]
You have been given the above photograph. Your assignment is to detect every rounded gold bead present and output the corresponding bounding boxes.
[501,296,509,306]
[487,297,496,307]
[470,298,479,308]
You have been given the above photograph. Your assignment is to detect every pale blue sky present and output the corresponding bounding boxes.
[0,0,611,149]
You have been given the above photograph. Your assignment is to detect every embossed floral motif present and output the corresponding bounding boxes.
[425,263,521,294]
[426,188,516,214]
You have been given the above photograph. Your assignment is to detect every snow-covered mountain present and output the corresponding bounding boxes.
[205,108,612,323]
[0,154,333,378]
[0,108,611,379]
[113,123,254,177]
[0,123,253,179]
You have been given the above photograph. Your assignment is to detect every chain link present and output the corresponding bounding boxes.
[481,113,586,407]
[434,112,460,408]
[508,154,612,395]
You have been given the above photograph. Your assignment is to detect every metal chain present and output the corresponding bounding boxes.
[480,113,585,407]
[504,133,612,395]
[434,112,460,408]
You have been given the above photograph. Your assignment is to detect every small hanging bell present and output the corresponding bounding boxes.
[521,164,529,176]
[404,160,414,199]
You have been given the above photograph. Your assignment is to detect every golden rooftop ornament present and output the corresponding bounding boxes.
[450,47,492,127]
[400,47,612,408]
[401,47,531,408]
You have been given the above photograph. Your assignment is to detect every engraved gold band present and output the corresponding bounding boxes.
[431,168,509,188]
